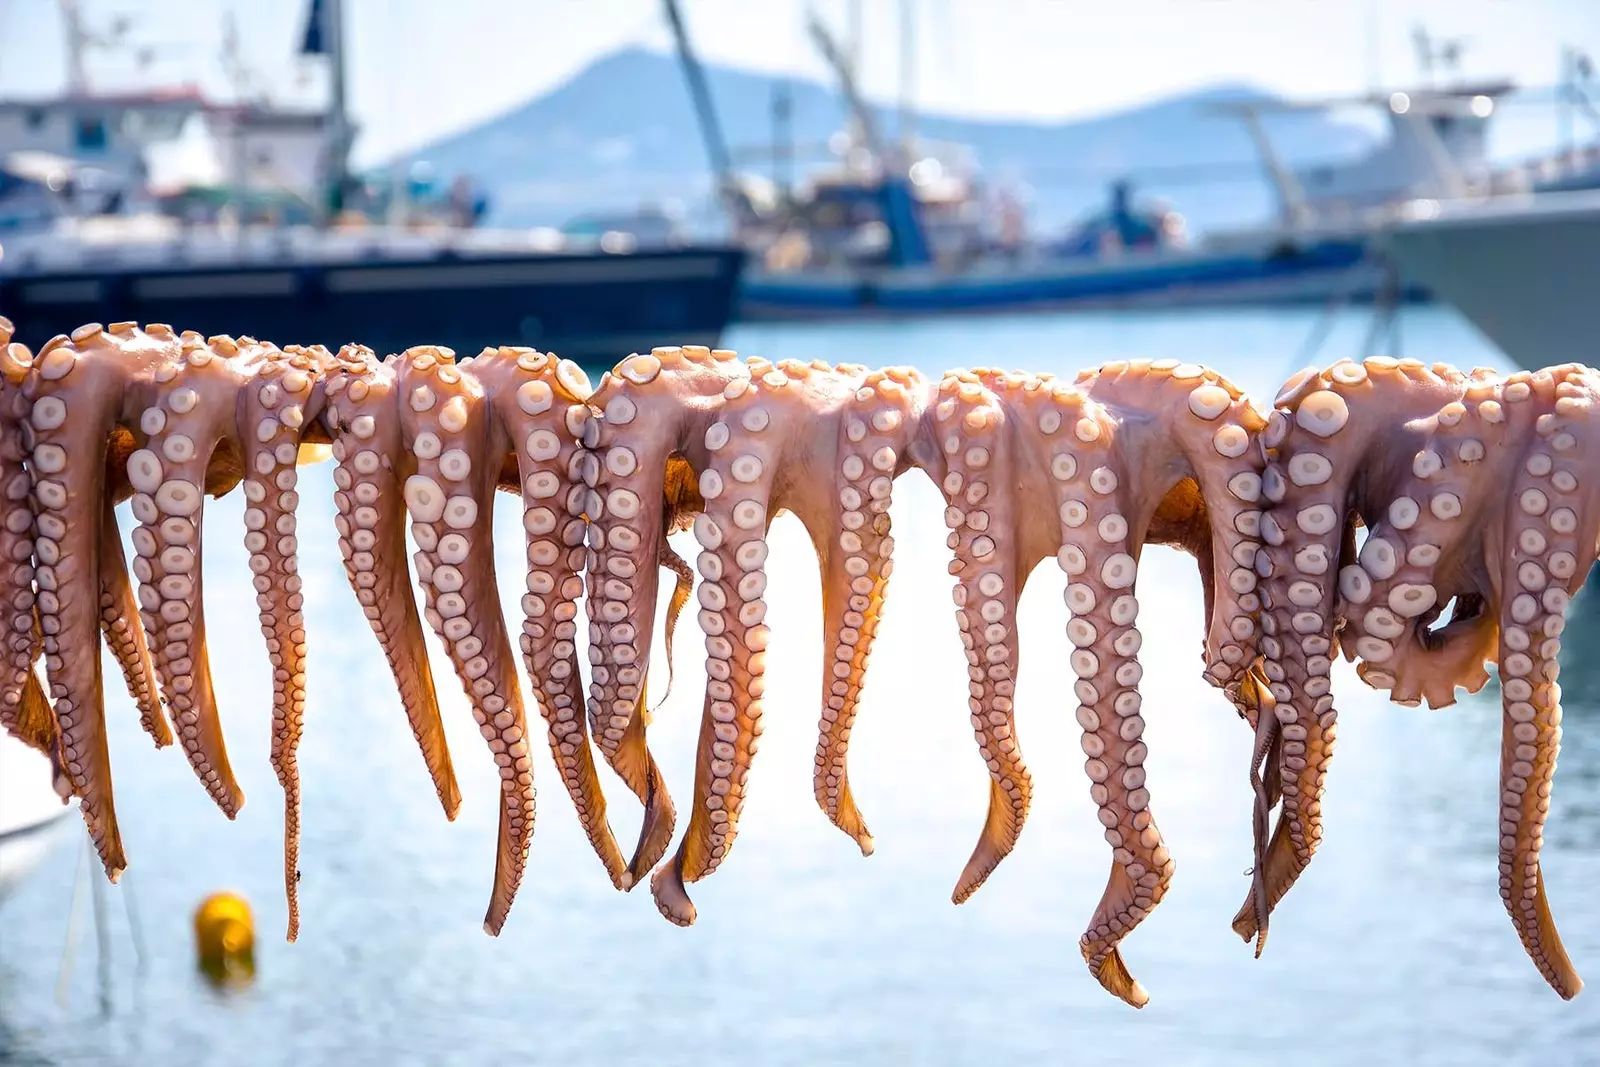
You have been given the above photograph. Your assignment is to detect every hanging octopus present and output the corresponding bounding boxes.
[1247,356,1597,1001]
[0,320,1588,1007]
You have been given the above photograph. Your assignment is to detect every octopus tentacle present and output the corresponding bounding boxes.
[324,347,462,819]
[25,324,148,876]
[0,329,42,736]
[1077,361,1268,990]
[124,333,252,817]
[810,365,920,856]
[651,356,919,922]
[652,540,694,718]
[927,376,1034,903]
[1239,357,1472,942]
[1492,382,1592,1000]
[477,345,629,890]
[96,493,167,746]
[1068,547,1164,1010]
[236,346,324,940]
[908,361,1263,1005]
[651,396,778,924]
[585,348,747,883]
[395,345,536,934]
[1049,416,1169,1007]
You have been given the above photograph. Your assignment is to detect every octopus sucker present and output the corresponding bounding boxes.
[10,323,1593,1007]
[24,328,139,878]
[395,345,537,933]
[324,347,463,821]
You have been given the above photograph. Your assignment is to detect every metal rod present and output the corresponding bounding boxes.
[321,0,352,226]
[899,0,915,148]
[772,81,793,199]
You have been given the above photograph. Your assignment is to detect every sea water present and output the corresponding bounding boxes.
[1,307,1596,1066]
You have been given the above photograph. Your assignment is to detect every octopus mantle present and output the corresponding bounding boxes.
[0,319,1591,1007]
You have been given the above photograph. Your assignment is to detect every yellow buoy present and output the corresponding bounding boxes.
[194,891,256,987]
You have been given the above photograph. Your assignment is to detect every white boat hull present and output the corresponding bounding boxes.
[1380,190,1600,372]
[0,731,72,904]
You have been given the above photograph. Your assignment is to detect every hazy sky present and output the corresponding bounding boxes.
[2,0,1597,165]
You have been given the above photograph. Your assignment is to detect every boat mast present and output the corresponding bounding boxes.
[59,0,91,94]
[660,0,740,221]
[806,11,885,160]
[807,9,929,267]
[327,0,350,217]
[56,0,132,96]
[1226,104,1312,229]
[898,0,915,151]
[303,0,352,225]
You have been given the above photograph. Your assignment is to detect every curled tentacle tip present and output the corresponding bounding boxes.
[1092,955,1150,1009]
[649,863,696,927]
[617,870,634,891]
[950,859,997,905]
[858,835,875,858]
[1230,903,1258,943]
[107,867,125,885]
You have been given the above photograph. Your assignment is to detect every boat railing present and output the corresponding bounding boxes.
[0,219,659,277]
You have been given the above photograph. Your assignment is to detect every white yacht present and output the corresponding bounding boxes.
[1379,187,1600,371]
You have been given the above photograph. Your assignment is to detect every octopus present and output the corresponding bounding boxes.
[0,317,1589,1007]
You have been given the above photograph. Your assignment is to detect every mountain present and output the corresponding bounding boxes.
[392,47,1376,236]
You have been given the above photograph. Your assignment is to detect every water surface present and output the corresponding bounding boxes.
[1,307,1596,1066]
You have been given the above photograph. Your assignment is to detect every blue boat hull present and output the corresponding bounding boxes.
[0,246,747,371]
[740,238,1430,320]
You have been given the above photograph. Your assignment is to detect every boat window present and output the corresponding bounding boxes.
[24,108,45,130]
[75,116,107,151]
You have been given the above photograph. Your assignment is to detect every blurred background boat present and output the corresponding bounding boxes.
[1376,47,1600,373]
[0,0,745,363]
[640,5,1600,324]
[1381,187,1600,373]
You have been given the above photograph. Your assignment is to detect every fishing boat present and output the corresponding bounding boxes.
[658,3,1596,321]
[0,0,745,367]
